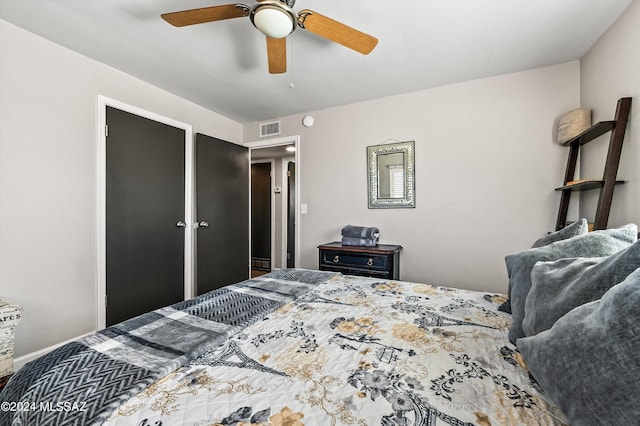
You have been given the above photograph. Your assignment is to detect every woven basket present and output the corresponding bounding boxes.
[557,108,591,144]
[0,300,22,377]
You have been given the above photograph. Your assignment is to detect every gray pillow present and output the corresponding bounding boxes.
[531,218,588,248]
[498,218,588,314]
[517,268,640,426]
[522,239,640,336]
[506,224,637,343]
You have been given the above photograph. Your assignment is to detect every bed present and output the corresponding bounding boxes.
[2,222,639,426]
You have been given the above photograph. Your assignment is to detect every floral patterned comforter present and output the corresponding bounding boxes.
[104,273,566,426]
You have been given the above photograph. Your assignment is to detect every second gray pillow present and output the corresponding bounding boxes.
[506,224,637,343]
[522,239,640,336]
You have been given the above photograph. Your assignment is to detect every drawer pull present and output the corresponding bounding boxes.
[367,258,374,266]
[333,255,340,263]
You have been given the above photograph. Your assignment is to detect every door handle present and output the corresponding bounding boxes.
[176,221,186,228]
[197,221,209,229]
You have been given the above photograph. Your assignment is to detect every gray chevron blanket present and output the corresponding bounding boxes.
[0,269,336,426]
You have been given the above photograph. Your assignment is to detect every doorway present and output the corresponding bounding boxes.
[98,96,193,328]
[246,136,300,273]
[251,161,273,276]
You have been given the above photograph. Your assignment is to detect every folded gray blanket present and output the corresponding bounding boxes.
[342,236,378,247]
[341,225,379,239]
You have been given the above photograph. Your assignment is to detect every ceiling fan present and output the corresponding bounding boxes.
[161,0,378,74]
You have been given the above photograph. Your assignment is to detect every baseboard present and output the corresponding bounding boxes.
[13,331,94,371]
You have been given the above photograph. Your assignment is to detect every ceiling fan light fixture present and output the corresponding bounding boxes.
[250,1,296,39]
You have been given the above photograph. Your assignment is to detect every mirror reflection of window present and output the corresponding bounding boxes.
[377,152,404,198]
[389,165,405,198]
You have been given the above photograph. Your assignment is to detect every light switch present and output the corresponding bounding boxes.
[300,203,308,214]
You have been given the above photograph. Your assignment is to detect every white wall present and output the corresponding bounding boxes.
[245,62,581,293]
[580,1,639,227]
[0,20,243,357]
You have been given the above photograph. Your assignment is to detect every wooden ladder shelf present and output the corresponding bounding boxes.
[555,97,632,231]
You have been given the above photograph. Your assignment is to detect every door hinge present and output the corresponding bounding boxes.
[287,171,291,177]
[105,124,109,137]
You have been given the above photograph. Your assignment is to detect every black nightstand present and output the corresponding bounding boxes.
[318,242,402,280]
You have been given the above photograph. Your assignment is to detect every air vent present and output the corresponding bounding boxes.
[260,121,281,138]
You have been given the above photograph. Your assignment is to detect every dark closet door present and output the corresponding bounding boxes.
[251,162,272,272]
[287,161,296,268]
[106,106,186,326]
[196,133,249,295]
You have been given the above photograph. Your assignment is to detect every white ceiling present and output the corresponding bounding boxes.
[0,0,631,124]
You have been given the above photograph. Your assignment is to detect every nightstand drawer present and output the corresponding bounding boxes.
[318,242,402,280]
[321,251,388,271]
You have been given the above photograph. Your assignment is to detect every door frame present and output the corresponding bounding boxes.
[245,135,300,269]
[96,95,194,330]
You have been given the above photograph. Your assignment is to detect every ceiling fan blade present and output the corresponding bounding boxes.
[266,37,287,74]
[161,4,249,27]
[298,9,378,55]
